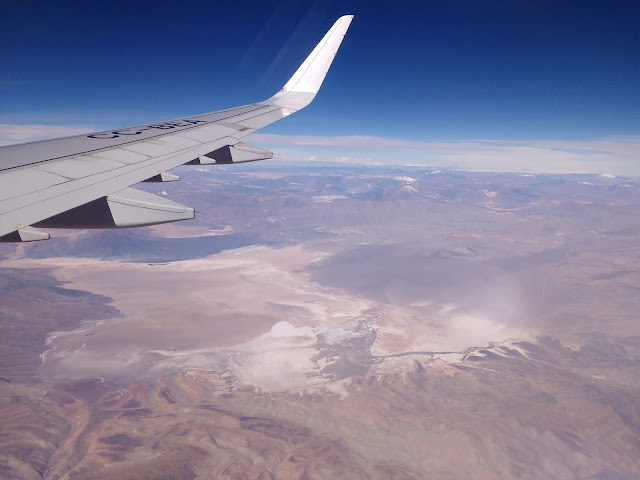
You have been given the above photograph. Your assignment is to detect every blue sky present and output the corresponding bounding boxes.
[1,0,638,173]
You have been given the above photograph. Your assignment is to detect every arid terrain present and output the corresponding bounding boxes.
[1,164,640,479]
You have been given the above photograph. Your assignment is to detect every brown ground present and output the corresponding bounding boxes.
[1,167,640,479]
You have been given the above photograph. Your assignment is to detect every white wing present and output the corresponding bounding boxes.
[0,15,353,242]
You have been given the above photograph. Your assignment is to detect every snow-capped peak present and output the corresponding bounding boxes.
[394,176,417,183]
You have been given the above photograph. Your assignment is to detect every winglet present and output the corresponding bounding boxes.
[267,15,353,111]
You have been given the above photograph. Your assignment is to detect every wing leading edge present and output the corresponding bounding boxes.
[0,15,353,241]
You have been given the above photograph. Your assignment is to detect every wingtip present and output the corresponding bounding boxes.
[267,13,353,109]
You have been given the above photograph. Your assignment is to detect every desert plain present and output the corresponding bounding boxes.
[1,164,640,479]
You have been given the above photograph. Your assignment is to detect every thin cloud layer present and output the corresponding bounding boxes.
[251,133,640,175]
[1,124,637,176]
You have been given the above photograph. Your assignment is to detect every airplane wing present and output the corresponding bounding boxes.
[0,15,353,242]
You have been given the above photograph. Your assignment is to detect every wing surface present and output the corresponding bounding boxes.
[0,15,353,241]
